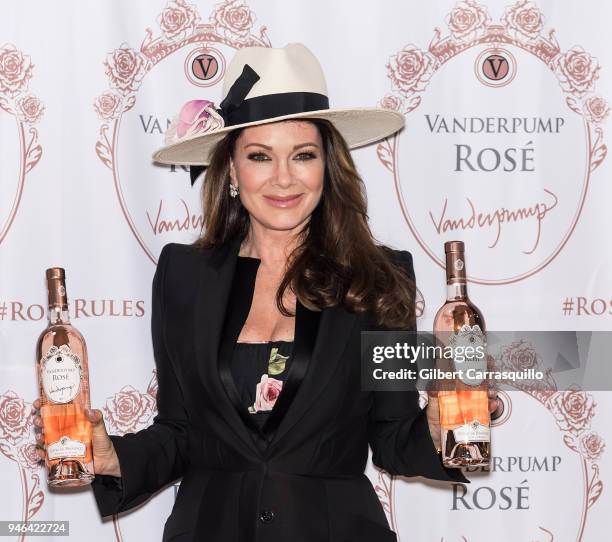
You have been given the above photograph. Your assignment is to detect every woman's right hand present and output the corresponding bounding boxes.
[31,398,122,478]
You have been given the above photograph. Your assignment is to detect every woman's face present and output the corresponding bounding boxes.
[229,120,325,234]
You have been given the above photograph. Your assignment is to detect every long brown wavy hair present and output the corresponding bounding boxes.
[193,118,416,329]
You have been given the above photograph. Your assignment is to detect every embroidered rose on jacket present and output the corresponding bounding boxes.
[545,388,595,435]
[446,0,490,41]
[164,99,225,145]
[502,0,544,41]
[103,385,156,434]
[0,43,33,97]
[251,375,283,412]
[0,390,32,445]
[104,43,148,95]
[157,0,200,41]
[386,45,437,97]
[555,46,600,97]
[210,0,256,41]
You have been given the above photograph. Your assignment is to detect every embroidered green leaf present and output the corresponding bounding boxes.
[268,347,289,375]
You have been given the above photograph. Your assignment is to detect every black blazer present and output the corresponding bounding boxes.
[91,235,469,542]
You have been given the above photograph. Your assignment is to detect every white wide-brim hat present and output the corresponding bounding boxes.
[152,42,405,168]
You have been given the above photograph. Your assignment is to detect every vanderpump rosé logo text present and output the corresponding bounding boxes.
[377,0,608,284]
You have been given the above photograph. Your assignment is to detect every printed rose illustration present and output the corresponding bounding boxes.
[0,391,44,525]
[555,45,600,97]
[379,93,403,112]
[502,0,544,41]
[499,339,539,371]
[446,0,490,40]
[157,0,200,41]
[386,45,438,96]
[0,42,44,246]
[210,0,257,40]
[583,94,610,124]
[210,0,257,39]
[16,94,44,124]
[0,390,33,445]
[103,384,157,434]
[579,431,606,461]
[0,43,33,98]
[248,348,289,413]
[252,375,283,413]
[94,91,122,120]
[18,442,40,470]
[104,42,148,95]
[545,388,596,435]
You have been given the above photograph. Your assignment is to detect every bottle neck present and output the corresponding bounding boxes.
[48,306,70,325]
[446,281,468,301]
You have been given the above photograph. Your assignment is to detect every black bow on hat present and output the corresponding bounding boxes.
[189,63,261,186]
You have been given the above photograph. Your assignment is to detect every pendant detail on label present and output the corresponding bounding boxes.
[41,345,83,404]
[449,324,487,386]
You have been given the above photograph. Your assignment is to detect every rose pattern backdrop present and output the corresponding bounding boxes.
[1,1,611,541]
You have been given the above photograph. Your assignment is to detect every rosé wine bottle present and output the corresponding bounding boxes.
[36,268,95,486]
[432,241,490,467]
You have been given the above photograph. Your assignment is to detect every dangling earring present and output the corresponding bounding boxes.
[229,183,239,198]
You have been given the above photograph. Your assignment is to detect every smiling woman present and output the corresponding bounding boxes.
[31,42,499,542]
[230,121,325,226]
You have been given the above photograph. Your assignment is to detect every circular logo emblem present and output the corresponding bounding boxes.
[475,48,517,87]
[185,48,225,88]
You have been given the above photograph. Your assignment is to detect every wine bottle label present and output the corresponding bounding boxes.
[47,435,86,459]
[40,345,82,404]
[452,419,490,443]
[449,324,487,386]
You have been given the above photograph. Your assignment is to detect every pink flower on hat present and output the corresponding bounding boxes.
[164,99,225,144]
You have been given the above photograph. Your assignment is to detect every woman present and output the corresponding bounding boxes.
[32,43,498,541]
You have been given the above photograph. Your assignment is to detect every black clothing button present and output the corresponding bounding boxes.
[259,509,275,523]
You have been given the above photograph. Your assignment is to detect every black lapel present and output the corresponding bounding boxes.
[261,299,320,437]
[193,235,263,457]
[265,303,357,455]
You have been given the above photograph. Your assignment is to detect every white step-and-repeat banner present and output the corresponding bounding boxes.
[1,1,610,540]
